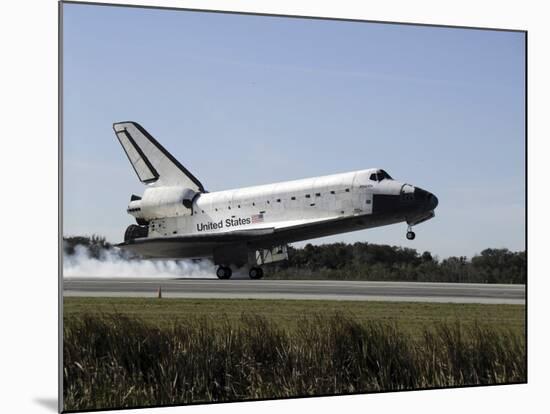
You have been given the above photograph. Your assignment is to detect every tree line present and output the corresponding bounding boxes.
[63,235,112,259]
[271,243,526,284]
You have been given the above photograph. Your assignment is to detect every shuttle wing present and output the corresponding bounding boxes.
[113,121,205,191]
[117,227,275,258]
[120,227,275,246]
[117,215,367,259]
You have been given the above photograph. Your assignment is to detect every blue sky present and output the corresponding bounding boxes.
[63,3,525,259]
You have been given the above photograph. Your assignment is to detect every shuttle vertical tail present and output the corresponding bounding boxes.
[113,121,205,192]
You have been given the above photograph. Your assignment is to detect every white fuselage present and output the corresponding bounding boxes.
[128,169,410,240]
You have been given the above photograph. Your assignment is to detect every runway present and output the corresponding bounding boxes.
[63,278,525,304]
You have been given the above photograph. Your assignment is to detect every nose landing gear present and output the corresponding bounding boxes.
[406,225,416,240]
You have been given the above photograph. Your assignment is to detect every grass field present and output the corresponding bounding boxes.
[63,298,525,412]
[64,297,525,338]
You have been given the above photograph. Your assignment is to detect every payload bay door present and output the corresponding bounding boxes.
[364,190,373,214]
[352,186,372,215]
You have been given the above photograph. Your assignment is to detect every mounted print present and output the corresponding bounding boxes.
[60,1,526,412]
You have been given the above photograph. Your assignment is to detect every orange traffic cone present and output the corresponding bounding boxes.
[157,286,162,299]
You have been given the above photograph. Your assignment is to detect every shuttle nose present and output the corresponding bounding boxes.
[429,193,439,210]
[413,187,438,211]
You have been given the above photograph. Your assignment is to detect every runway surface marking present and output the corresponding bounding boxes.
[63,278,525,304]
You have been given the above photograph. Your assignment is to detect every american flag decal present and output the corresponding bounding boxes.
[251,213,264,224]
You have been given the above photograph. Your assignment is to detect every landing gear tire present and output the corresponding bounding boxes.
[248,267,264,280]
[216,266,232,279]
[406,231,416,240]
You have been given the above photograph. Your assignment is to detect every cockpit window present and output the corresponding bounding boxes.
[369,170,393,182]
[379,169,392,180]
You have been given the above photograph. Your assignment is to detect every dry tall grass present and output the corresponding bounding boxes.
[63,312,525,411]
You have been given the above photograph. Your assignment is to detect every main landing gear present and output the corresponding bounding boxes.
[248,267,264,280]
[215,265,265,279]
[216,266,232,279]
[406,225,416,240]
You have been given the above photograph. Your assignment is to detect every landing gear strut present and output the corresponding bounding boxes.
[406,225,416,240]
[248,267,264,280]
[216,266,232,279]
